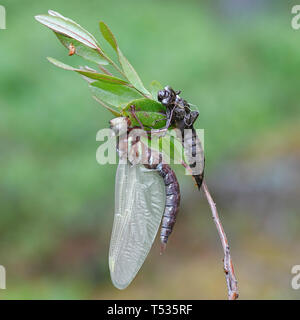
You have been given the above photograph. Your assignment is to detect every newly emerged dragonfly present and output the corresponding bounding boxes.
[109,116,181,289]
[108,87,204,289]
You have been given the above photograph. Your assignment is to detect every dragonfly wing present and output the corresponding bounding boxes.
[109,163,165,289]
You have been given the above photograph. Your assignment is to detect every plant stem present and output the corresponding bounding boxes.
[95,47,126,78]
[201,180,239,300]
[180,161,238,299]
[98,65,113,76]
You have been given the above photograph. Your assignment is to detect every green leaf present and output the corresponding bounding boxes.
[118,49,151,96]
[149,80,163,100]
[77,70,129,85]
[35,13,99,49]
[47,57,128,85]
[48,10,75,21]
[92,96,121,117]
[90,81,143,108]
[122,98,166,129]
[55,33,108,65]
[99,21,150,96]
[47,58,122,116]
[47,57,75,70]
[99,21,118,52]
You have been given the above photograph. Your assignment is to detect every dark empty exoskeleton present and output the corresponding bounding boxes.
[158,86,205,189]
[158,85,199,131]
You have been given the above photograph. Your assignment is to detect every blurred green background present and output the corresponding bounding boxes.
[0,0,300,299]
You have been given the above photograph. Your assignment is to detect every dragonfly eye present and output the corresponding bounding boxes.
[158,86,178,108]
[158,89,168,102]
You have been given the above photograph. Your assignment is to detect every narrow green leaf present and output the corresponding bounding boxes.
[92,96,121,117]
[47,10,93,31]
[55,33,108,65]
[47,57,75,70]
[118,48,150,96]
[47,58,122,117]
[48,10,76,22]
[149,80,163,100]
[99,21,150,96]
[48,57,133,111]
[35,14,99,49]
[90,81,142,107]
[77,70,129,85]
[99,21,118,52]
[47,57,128,85]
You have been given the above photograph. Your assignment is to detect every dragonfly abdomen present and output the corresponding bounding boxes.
[145,163,180,248]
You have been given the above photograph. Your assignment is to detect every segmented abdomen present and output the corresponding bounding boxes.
[144,162,180,247]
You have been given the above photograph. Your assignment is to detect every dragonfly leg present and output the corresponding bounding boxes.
[129,105,145,130]
[150,128,168,139]
[184,110,199,128]
[165,107,175,129]
[150,107,175,139]
[150,116,167,127]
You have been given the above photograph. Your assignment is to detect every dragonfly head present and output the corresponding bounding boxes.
[158,86,177,108]
[110,117,130,136]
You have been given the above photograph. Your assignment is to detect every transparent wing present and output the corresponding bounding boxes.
[109,162,165,289]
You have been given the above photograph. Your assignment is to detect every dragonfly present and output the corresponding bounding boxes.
[108,87,204,290]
